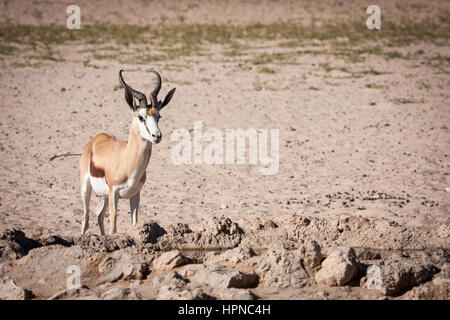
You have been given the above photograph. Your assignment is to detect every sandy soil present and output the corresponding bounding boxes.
[0,0,446,25]
[1,43,449,235]
[0,0,448,300]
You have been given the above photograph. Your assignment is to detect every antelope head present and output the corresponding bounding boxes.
[119,70,176,144]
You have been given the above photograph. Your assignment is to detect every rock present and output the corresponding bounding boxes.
[205,247,256,265]
[157,286,215,300]
[217,288,258,300]
[177,264,207,278]
[0,245,99,298]
[441,262,450,278]
[0,277,32,300]
[129,280,143,289]
[227,271,259,289]
[39,235,73,247]
[248,249,309,288]
[154,271,188,289]
[315,290,330,300]
[445,187,450,193]
[401,277,450,300]
[298,240,323,275]
[365,254,439,296]
[203,216,243,236]
[48,286,99,300]
[315,247,360,286]
[100,287,141,300]
[139,221,166,244]
[156,271,215,300]
[359,275,368,287]
[263,220,278,229]
[17,226,74,248]
[172,265,257,300]
[152,250,190,271]
[436,222,450,239]
[191,265,259,289]
[0,228,41,253]
[0,240,25,261]
[165,223,192,236]
[241,218,278,232]
[96,251,149,285]
[0,227,74,253]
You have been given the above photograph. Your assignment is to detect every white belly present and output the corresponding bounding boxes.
[90,176,109,197]
[89,174,144,199]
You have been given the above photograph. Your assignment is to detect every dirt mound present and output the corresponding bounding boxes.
[157,216,243,250]
[241,215,450,251]
[0,215,448,300]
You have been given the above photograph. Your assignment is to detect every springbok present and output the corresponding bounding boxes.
[79,70,176,235]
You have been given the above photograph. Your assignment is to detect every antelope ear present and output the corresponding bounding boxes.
[160,88,176,110]
[124,87,137,111]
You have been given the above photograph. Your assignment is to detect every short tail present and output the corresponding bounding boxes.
[49,153,82,161]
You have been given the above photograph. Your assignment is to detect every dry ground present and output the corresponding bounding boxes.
[1,0,449,236]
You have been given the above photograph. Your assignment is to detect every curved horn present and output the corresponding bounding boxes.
[119,70,148,108]
[148,70,162,107]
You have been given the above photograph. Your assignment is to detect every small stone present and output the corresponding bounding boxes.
[0,240,25,261]
[48,287,98,300]
[0,228,41,253]
[251,249,309,288]
[314,247,360,286]
[263,220,278,229]
[191,265,259,289]
[364,255,439,296]
[0,278,32,300]
[202,216,243,236]
[156,271,214,300]
[157,287,214,300]
[298,240,323,275]
[130,280,143,289]
[315,290,329,299]
[218,288,258,300]
[139,221,166,244]
[177,264,206,278]
[401,278,450,300]
[436,222,450,239]
[100,287,141,300]
[152,250,190,271]
[96,253,148,285]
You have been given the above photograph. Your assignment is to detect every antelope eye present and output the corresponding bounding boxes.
[138,115,145,122]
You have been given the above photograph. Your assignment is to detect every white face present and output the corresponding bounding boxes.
[137,107,162,144]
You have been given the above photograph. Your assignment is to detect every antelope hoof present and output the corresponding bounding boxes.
[81,222,89,235]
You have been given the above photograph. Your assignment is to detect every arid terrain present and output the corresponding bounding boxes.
[0,0,449,300]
